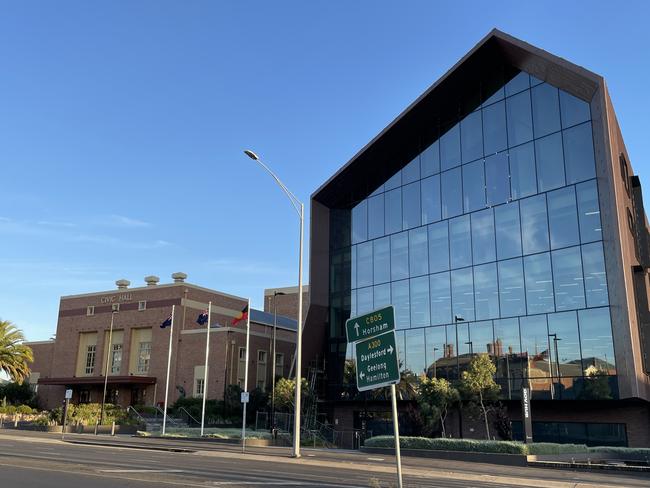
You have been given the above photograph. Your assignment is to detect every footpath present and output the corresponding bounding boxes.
[0,429,648,488]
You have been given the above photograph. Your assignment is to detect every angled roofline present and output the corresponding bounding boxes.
[311,29,604,208]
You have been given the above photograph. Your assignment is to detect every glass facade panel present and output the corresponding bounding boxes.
[520,194,550,255]
[390,232,409,281]
[576,180,602,243]
[524,252,555,314]
[402,156,420,184]
[563,122,596,184]
[471,208,496,265]
[582,242,609,307]
[450,215,472,269]
[505,71,530,97]
[474,263,499,320]
[352,200,367,244]
[428,221,449,273]
[421,141,440,177]
[430,272,451,325]
[463,160,485,212]
[441,167,463,219]
[471,321,495,355]
[425,326,447,377]
[402,182,421,230]
[391,280,410,329]
[368,194,384,239]
[495,202,522,260]
[338,68,613,407]
[409,227,428,277]
[578,308,615,374]
[483,100,507,155]
[385,188,402,234]
[440,123,461,170]
[552,246,585,311]
[410,276,430,327]
[531,83,561,138]
[461,110,483,163]
[548,186,580,249]
[451,268,475,321]
[506,90,533,147]
[536,132,565,192]
[498,258,526,317]
[405,329,426,375]
[373,283,391,309]
[357,241,373,288]
[509,142,537,199]
[421,175,441,224]
[485,152,510,205]
[560,90,591,129]
[357,287,373,315]
[373,237,390,285]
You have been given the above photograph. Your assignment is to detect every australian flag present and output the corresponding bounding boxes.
[160,313,173,329]
[196,310,209,325]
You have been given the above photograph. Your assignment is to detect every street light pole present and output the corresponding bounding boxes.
[244,149,304,458]
[454,314,464,439]
[271,291,286,430]
[99,311,117,429]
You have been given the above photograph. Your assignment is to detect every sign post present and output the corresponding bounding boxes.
[521,387,533,443]
[61,389,72,441]
[347,306,402,488]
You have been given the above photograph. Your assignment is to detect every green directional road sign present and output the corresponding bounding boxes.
[346,306,395,343]
[355,330,400,392]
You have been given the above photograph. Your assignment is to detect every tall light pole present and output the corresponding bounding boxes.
[454,314,464,439]
[99,310,117,429]
[244,149,304,458]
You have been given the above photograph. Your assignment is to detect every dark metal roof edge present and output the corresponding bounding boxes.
[311,28,604,206]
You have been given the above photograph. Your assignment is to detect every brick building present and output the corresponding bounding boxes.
[27,273,296,410]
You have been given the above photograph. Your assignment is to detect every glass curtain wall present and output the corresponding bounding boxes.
[335,69,615,401]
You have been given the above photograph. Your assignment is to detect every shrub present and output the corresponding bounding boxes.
[527,443,588,455]
[588,446,650,459]
[32,416,51,426]
[17,405,33,415]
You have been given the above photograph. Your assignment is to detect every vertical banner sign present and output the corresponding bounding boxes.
[521,387,533,443]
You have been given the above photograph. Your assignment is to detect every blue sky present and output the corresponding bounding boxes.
[1,1,649,341]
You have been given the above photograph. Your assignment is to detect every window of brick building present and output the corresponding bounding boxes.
[137,342,151,374]
[85,345,96,375]
[138,301,147,311]
[86,306,95,316]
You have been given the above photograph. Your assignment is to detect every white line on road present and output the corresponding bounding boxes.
[366,457,385,461]
[99,469,184,473]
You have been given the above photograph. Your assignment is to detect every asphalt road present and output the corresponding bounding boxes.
[0,430,648,487]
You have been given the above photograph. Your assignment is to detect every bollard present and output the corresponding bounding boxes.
[14,416,18,428]
[111,421,116,436]
[94,421,99,435]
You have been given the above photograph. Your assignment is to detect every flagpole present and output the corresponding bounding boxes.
[200,301,212,436]
[162,305,175,436]
[242,298,251,452]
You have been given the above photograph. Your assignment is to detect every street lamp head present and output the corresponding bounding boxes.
[274,291,286,297]
[244,149,259,161]
[454,314,464,322]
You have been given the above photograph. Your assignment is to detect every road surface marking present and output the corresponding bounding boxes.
[366,457,385,461]
[99,469,184,473]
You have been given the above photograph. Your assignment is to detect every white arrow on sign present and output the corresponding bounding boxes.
[354,323,360,335]
[359,371,365,379]
[387,345,394,355]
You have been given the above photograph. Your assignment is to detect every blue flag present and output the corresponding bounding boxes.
[160,314,173,329]
[196,310,208,325]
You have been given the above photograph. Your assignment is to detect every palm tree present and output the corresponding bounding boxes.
[0,320,33,384]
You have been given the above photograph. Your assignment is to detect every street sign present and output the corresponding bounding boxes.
[65,389,73,400]
[521,387,533,443]
[240,391,249,404]
[345,306,395,343]
[355,330,400,392]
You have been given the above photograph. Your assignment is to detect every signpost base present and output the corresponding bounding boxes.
[390,384,403,488]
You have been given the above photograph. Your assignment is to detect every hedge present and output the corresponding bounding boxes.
[364,436,528,455]
[365,436,650,457]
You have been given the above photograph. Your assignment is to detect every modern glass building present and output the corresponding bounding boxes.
[304,30,650,447]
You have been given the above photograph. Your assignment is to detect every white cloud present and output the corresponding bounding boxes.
[37,220,76,228]
[108,215,151,228]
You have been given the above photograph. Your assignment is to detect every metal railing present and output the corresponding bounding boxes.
[154,405,180,425]
[126,406,145,424]
[177,407,200,426]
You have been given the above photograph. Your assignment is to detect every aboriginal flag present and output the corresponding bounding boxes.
[232,305,248,326]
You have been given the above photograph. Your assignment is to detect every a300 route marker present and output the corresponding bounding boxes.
[347,305,402,488]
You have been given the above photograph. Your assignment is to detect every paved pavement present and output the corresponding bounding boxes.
[0,429,648,487]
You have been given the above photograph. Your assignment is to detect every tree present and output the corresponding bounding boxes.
[580,365,612,400]
[273,378,310,413]
[461,354,500,439]
[371,367,419,401]
[417,377,459,437]
[0,320,33,384]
